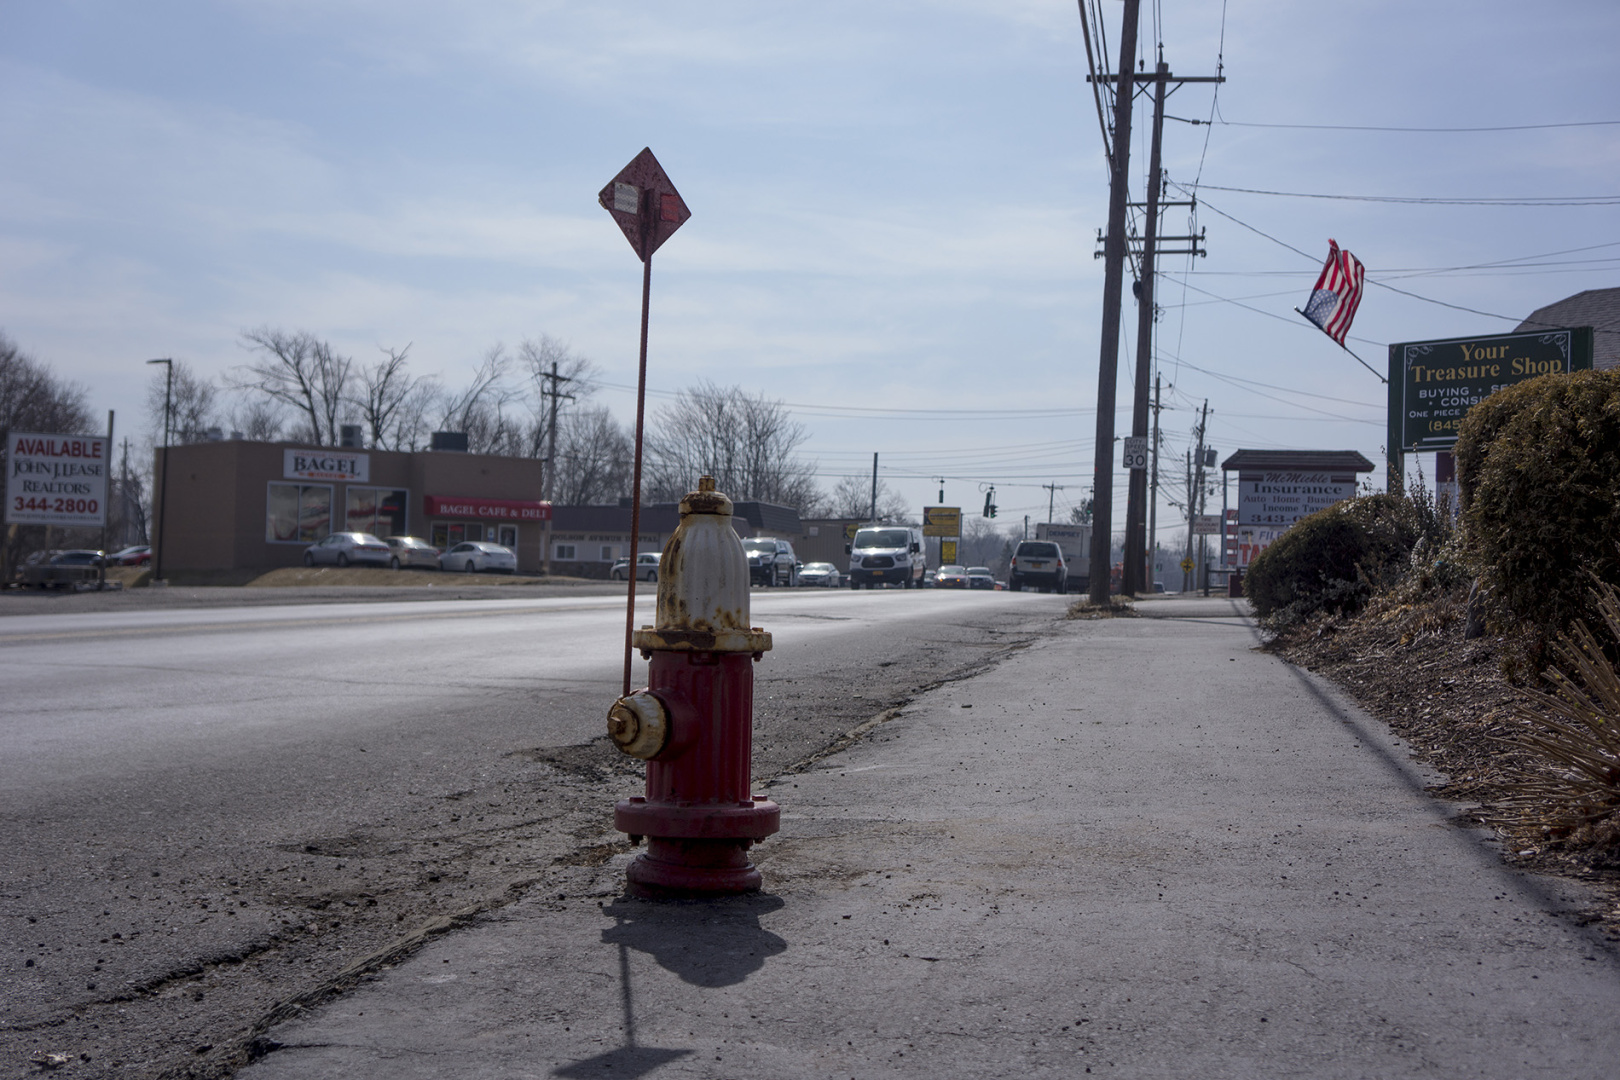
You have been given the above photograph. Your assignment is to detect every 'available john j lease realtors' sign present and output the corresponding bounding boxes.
[1387,327,1593,455]
[6,432,109,527]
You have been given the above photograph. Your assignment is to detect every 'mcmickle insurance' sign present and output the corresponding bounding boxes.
[6,432,109,527]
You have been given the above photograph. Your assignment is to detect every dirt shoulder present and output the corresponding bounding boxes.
[1270,597,1620,941]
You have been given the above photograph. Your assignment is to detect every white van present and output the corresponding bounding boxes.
[846,525,927,589]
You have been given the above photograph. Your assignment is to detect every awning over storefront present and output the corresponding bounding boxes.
[424,495,552,521]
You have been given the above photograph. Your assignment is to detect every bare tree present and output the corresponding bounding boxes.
[0,330,91,441]
[145,360,218,444]
[229,398,287,442]
[958,516,1009,568]
[436,345,524,454]
[518,334,598,465]
[816,474,911,522]
[551,405,632,504]
[352,344,440,451]
[643,381,820,508]
[232,328,355,446]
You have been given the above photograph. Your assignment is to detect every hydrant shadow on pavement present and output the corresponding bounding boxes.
[551,894,787,1079]
[600,892,788,988]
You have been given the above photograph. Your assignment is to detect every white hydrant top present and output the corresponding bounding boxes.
[631,476,772,655]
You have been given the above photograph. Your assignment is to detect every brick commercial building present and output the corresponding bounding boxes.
[151,439,549,574]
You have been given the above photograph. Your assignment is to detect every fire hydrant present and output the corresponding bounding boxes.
[607,476,779,896]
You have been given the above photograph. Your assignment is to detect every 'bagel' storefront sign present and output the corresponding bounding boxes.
[284,450,369,483]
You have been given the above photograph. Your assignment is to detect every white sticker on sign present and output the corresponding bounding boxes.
[613,183,640,214]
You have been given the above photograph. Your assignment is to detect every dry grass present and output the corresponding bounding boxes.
[1066,597,1136,620]
[1493,583,1620,850]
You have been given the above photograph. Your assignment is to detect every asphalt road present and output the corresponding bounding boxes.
[0,585,1062,1078]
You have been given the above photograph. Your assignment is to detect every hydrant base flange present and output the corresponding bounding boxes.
[614,796,780,840]
[625,837,764,897]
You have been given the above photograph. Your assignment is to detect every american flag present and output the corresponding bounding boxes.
[1301,239,1365,346]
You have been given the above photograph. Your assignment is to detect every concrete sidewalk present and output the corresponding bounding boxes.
[242,598,1620,1079]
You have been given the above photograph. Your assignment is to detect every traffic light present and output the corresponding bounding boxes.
[982,488,997,518]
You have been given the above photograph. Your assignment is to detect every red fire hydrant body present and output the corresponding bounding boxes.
[607,477,779,896]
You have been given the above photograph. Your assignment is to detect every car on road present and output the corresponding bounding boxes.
[19,549,105,589]
[797,561,842,587]
[743,536,798,587]
[303,532,391,567]
[967,566,996,590]
[1007,540,1067,593]
[846,525,927,589]
[934,564,969,589]
[108,545,151,566]
[440,541,517,574]
[610,552,661,582]
[383,535,441,570]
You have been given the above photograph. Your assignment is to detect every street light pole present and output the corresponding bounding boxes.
[146,359,172,584]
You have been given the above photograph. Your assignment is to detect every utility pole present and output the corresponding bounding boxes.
[870,453,879,523]
[1189,400,1209,596]
[146,358,172,584]
[1110,54,1222,596]
[1148,373,1161,590]
[1084,0,1139,605]
[537,361,576,577]
[1183,448,1195,593]
[1041,483,1065,527]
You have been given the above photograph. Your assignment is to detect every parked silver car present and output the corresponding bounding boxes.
[797,561,842,587]
[383,535,441,570]
[440,541,517,574]
[610,552,661,582]
[303,532,391,567]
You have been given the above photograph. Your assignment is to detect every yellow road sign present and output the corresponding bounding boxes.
[1180,557,1195,574]
[923,506,961,537]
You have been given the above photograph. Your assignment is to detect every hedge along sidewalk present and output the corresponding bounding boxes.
[239,597,1620,1080]
[1456,368,1620,644]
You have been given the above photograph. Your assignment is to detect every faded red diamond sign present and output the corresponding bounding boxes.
[598,147,690,262]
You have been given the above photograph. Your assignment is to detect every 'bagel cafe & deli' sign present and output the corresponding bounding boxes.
[1387,327,1593,455]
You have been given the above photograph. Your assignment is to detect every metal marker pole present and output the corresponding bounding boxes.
[623,251,652,697]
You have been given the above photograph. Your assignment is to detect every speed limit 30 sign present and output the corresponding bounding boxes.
[1122,436,1149,471]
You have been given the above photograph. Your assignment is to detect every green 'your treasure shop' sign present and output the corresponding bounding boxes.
[1387,327,1593,454]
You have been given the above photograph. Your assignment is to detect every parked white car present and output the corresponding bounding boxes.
[303,532,391,567]
[439,541,517,574]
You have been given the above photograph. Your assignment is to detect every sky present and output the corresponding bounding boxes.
[3,0,1618,543]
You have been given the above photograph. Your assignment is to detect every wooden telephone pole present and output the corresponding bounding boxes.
[1095,52,1222,596]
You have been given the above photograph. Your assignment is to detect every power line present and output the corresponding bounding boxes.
[1168,116,1620,133]
[1192,183,1620,207]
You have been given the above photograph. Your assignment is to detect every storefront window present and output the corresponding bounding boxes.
[267,483,333,543]
[431,522,483,549]
[555,543,576,560]
[498,525,518,548]
[345,487,407,537]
